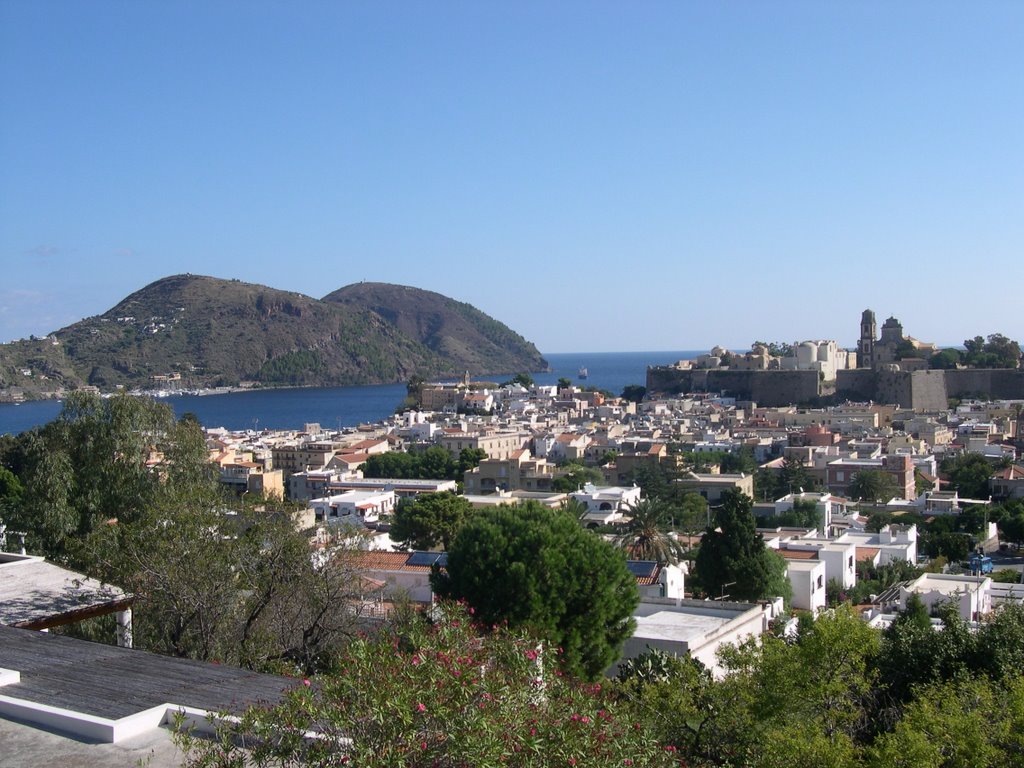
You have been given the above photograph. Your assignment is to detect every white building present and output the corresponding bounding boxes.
[570,484,642,527]
[784,559,828,613]
[899,573,992,623]
[309,490,396,526]
[620,598,780,678]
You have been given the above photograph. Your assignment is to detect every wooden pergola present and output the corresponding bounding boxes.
[0,553,134,647]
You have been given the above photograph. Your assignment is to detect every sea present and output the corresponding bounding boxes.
[0,350,704,436]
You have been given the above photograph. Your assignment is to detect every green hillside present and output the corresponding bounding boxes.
[0,275,547,398]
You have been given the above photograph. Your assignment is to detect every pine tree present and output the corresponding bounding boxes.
[696,490,790,602]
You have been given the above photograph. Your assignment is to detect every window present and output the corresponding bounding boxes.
[817,575,823,589]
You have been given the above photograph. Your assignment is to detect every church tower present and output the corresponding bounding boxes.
[859,309,876,369]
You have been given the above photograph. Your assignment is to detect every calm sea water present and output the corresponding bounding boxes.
[0,350,703,435]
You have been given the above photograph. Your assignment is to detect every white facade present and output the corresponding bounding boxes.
[836,524,917,564]
[900,573,992,622]
[786,560,828,613]
[569,487,638,518]
[779,340,848,382]
[620,597,779,678]
[309,490,396,526]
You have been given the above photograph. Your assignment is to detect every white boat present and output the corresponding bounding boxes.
[578,366,588,379]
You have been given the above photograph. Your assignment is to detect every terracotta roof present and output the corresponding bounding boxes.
[349,551,436,573]
[348,439,388,450]
[856,546,881,562]
[993,465,1024,480]
[778,549,818,560]
[336,452,372,466]
[635,567,661,587]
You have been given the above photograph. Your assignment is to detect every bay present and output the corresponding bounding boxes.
[0,350,703,436]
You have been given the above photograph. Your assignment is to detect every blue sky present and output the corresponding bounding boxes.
[1,2,1022,353]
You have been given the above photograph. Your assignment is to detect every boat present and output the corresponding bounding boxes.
[578,366,588,380]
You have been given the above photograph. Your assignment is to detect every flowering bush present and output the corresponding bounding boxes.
[176,602,679,767]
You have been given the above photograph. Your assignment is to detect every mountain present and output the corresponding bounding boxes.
[0,275,547,397]
[323,283,545,379]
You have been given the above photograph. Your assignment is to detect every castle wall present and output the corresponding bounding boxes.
[943,370,1024,400]
[653,366,1024,409]
[646,368,820,406]
[874,370,914,408]
[836,369,875,402]
[909,370,949,411]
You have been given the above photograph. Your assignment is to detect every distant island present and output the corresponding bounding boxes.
[0,275,547,401]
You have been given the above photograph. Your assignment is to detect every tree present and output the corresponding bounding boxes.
[431,502,639,680]
[997,501,1024,545]
[417,445,457,480]
[777,456,812,496]
[0,464,25,539]
[456,447,487,477]
[753,340,795,358]
[848,469,900,503]
[7,392,213,562]
[697,491,791,602]
[729,606,880,744]
[556,376,572,389]
[361,450,421,479]
[868,676,1024,768]
[676,492,709,541]
[390,492,473,551]
[941,452,994,499]
[720,446,757,475]
[920,530,971,561]
[963,333,1022,369]
[929,348,962,370]
[552,461,604,493]
[176,603,679,768]
[361,446,458,481]
[893,339,918,360]
[613,498,687,564]
[504,372,535,388]
[771,498,821,529]
[620,384,647,403]
[84,493,372,673]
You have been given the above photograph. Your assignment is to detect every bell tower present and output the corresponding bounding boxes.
[858,309,876,369]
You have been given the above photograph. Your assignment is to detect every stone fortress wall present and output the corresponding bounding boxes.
[648,310,1023,408]
[649,366,1024,409]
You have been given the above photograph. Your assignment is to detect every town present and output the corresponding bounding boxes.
[2,315,1023,766]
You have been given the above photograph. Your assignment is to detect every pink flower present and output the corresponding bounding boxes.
[416,702,426,712]
[524,649,538,661]
[421,741,428,750]
[302,679,311,687]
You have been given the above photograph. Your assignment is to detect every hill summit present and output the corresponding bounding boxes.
[0,275,547,397]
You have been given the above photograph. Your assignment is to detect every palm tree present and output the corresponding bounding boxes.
[561,497,591,523]
[613,498,687,565]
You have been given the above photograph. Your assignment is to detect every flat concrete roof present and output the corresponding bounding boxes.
[0,715,185,768]
[632,609,732,645]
